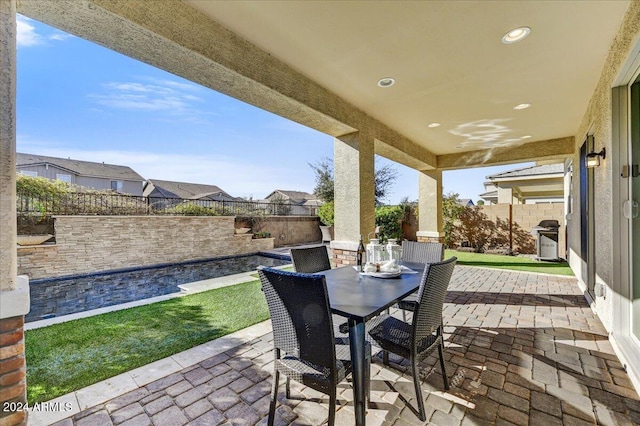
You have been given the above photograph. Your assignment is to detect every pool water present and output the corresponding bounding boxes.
[26,253,290,322]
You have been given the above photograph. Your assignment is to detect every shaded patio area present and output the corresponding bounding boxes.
[43,266,640,426]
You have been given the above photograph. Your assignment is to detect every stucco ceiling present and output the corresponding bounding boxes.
[186,0,630,156]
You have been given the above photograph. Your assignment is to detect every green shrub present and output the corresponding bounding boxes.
[318,201,334,226]
[16,175,70,198]
[375,205,404,243]
[167,202,217,216]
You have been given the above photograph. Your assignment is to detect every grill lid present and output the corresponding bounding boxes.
[537,219,560,229]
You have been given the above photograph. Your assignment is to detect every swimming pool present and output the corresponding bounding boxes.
[26,252,290,322]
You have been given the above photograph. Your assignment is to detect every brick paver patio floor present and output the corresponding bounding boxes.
[48,266,640,425]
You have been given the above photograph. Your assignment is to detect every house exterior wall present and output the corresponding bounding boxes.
[17,164,76,183]
[17,216,275,279]
[567,1,640,388]
[16,165,143,195]
[75,176,142,195]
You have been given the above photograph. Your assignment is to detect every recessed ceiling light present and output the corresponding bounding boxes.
[502,26,531,44]
[427,122,440,128]
[513,103,531,110]
[521,135,532,139]
[377,77,395,88]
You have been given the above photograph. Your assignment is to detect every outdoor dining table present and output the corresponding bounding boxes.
[316,261,425,426]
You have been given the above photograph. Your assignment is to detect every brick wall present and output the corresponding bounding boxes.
[18,216,276,279]
[480,204,566,256]
[0,317,27,426]
[332,248,357,267]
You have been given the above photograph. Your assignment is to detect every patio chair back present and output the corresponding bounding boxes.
[290,245,331,273]
[258,267,337,380]
[412,256,457,358]
[401,241,444,264]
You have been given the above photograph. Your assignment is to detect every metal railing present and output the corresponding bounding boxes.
[16,192,317,216]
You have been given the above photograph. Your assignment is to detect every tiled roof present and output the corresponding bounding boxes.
[267,190,318,203]
[486,163,564,180]
[145,179,237,200]
[16,152,144,181]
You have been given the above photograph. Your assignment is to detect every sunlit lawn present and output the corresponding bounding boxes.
[445,249,573,276]
[25,280,269,404]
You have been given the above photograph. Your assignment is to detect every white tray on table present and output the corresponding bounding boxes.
[353,265,418,278]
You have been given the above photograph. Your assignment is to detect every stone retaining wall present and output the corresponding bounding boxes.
[17,216,278,279]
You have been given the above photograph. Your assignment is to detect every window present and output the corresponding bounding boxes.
[111,180,123,192]
[56,174,72,183]
[19,170,37,177]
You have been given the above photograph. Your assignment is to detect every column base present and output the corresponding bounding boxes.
[0,315,28,426]
[330,240,359,266]
[416,231,444,244]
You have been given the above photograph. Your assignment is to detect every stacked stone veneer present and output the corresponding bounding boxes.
[18,216,275,280]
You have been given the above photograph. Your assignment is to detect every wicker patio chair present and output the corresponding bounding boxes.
[396,241,445,321]
[258,267,371,426]
[289,245,331,273]
[368,256,457,421]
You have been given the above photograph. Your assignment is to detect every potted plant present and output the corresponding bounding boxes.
[318,201,334,242]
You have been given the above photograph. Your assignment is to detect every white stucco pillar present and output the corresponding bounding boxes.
[331,132,375,265]
[1,0,17,292]
[0,5,30,426]
[497,187,514,204]
[417,169,444,242]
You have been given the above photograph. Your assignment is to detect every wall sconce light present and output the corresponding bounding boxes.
[586,148,606,168]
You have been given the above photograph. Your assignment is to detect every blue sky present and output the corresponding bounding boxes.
[16,15,530,204]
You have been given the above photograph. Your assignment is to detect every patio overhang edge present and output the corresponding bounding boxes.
[437,136,575,170]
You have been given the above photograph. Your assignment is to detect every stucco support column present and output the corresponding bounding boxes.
[0,3,30,426]
[330,132,375,266]
[497,187,517,204]
[417,169,444,243]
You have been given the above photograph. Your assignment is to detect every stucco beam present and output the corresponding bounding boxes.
[437,137,575,170]
[17,0,434,168]
[374,139,435,171]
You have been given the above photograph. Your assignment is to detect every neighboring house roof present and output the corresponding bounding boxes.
[479,190,498,199]
[480,162,565,204]
[16,152,144,182]
[144,179,239,200]
[265,190,320,205]
[485,163,565,181]
[458,198,474,207]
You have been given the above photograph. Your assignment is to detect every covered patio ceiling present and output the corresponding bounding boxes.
[186,0,629,167]
[18,1,630,170]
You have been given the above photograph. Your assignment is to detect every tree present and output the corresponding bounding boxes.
[442,192,466,248]
[309,157,398,205]
[309,157,334,202]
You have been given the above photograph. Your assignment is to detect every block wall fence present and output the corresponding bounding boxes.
[18,216,321,280]
[480,203,566,256]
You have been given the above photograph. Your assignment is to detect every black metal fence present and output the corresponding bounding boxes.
[16,192,317,216]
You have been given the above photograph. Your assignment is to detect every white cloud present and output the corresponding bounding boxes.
[48,33,73,42]
[16,15,73,47]
[16,16,42,47]
[90,80,205,115]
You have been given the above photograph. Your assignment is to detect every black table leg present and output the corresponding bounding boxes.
[348,317,366,426]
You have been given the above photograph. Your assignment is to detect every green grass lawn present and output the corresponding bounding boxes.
[445,249,574,276]
[25,280,269,404]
